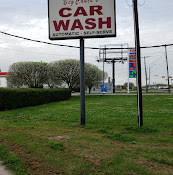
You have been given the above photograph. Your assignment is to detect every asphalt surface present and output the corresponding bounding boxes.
[0,161,13,175]
[72,92,173,96]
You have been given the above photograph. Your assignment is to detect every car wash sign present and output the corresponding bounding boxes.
[48,0,116,40]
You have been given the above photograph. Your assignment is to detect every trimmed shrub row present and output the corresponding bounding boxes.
[0,88,71,111]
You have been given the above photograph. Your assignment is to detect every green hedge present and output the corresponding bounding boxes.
[0,88,71,111]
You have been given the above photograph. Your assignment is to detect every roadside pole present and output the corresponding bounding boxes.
[165,45,170,93]
[112,60,115,93]
[132,0,143,127]
[144,56,148,93]
[80,38,85,125]
[149,67,151,89]
[127,49,130,94]
[103,47,105,86]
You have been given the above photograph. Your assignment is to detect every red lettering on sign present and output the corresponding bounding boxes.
[85,18,96,29]
[129,60,136,62]
[59,8,72,17]
[90,6,103,15]
[53,20,70,31]
[74,7,88,17]
[59,6,103,18]
[71,19,84,30]
[98,17,111,29]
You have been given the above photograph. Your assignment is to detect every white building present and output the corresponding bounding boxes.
[0,72,10,88]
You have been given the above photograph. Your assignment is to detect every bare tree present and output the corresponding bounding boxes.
[7,62,48,88]
[7,72,24,88]
[47,63,63,88]
[49,59,107,92]
[85,63,107,93]
[50,59,80,89]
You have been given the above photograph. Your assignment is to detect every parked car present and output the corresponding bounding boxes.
[159,86,168,89]
[152,86,158,89]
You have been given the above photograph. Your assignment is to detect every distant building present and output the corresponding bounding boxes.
[0,72,12,88]
[87,82,113,94]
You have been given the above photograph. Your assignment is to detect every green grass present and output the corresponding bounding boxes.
[48,142,65,151]
[105,133,137,142]
[125,126,158,134]
[0,145,29,175]
[0,95,173,175]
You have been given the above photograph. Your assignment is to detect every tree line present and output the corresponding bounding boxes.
[7,59,107,92]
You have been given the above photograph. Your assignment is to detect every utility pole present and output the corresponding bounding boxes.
[149,67,151,89]
[148,64,156,90]
[112,60,115,93]
[132,0,143,127]
[165,45,170,93]
[103,47,106,86]
[144,56,148,93]
[142,56,150,93]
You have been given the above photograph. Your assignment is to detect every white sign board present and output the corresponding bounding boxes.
[48,0,116,40]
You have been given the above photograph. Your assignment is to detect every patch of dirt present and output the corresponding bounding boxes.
[65,138,125,167]
[0,139,62,175]
[132,157,173,175]
[49,135,71,141]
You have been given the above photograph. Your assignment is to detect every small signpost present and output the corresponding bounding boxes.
[48,0,116,125]
[101,84,107,93]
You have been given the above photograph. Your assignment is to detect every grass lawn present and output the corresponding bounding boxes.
[0,95,173,175]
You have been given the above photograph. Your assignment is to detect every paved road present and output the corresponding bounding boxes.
[72,92,173,96]
[0,161,13,175]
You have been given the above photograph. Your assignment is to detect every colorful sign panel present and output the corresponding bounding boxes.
[129,49,136,78]
[48,0,116,40]
[101,84,107,93]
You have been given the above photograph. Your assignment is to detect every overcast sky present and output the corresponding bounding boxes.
[0,0,173,86]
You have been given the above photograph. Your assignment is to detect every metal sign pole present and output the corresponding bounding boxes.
[132,0,143,127]
[127,49,130,94]
[112,60,115,93]
[144,56,148,93]
[165,45,170,93]
[103,49,105,86]
[80,38,85,126]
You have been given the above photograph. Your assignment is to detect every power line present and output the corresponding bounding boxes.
[142,51,164,55]
[138,0,147,6]
[126,0,132,7]
[126,0,147,7]
[0,46,97,58]
[149,53,166,67]
[0,46,78,57]
[1,31,173,49]
[141,46,165,56]
[0,31,97,50]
